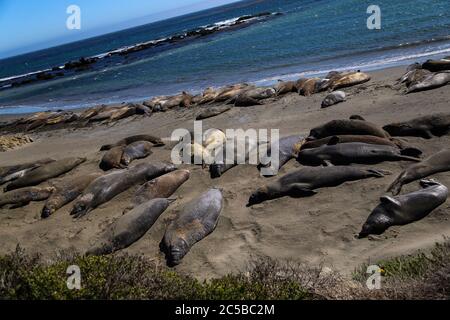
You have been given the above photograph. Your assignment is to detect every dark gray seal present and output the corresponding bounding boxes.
[4,157,86,192]
[0,186,55,208]
[383,113,450,139]
[196,106,232,120]
[297,141,420,166]
[100,134,165,151]
[248,166,390,206]
[87,198,171,255]
[121,141,153,166]
[41,172,103,218]
[308,118,390,140]
[301,135,422,157]
[70,162,176,218]
[358,179,448,238]
[258,135,304,175]
[388,149,450,195]
[422,58,450,72]
[162,188,223,266]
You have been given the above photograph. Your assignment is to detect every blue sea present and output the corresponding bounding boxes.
[0,0,449,114]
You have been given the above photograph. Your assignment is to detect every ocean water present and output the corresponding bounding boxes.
[0,0,449,114]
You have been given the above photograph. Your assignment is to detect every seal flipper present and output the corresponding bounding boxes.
[380,195,401,208]
[323,160,334,167]
[287,184,317,197]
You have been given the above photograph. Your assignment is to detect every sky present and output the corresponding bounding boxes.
[0,0,240,59]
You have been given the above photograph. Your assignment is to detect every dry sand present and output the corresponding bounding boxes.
[0,66,449,279]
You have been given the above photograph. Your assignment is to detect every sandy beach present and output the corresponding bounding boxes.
[0,65,449,280]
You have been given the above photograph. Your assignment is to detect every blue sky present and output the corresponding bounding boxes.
[0,0,240,58]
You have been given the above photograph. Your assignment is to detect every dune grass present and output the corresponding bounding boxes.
[0,241,448,300]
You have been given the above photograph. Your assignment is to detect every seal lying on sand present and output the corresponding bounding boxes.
[100,134,165,151]
[4,157,86,192]
[388,149,450,195]
[162,188,223,266]
[124,169,190,213]
[196,106,232,120]
[383,113,450,139]
[422,58,450,72]
[87,198,171,255]
[100,146,125,171]
[299,78,320,96]
[308,117,390,140]
[248,166,390,206]
[41,172,102,218]
[406,72,450,93]
[297,140,420,166]
[70,162,175,218]
[398,69,431,87]
[0,158,55,185]
[358,179,448,238]
[0,186,55,208]
[301,135,422,157]
[234,94,263,107]
[321,91,346,108]
[330,71,371,90]
[121,141,153,166]
[259,135,304,175]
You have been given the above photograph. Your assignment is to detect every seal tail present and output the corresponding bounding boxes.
[397,155,422,162]
[387,173,406,196]
[367,169,392,177]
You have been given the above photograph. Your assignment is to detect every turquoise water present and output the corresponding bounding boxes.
[0,0,449,114]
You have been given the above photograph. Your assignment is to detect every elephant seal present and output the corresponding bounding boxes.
[422,58,450,72]
[359,179,448,238]
[388,149,450,195]
[276,81,297,95]
[0,186,55,208]
[70,162,175,218]
[234,94,263,107]
[198,87,218,104]
[161,92,193,109]
[330,71,371,90]
[87,198,171,255]
[398,69,431,87]
[308,118,390,140]
[100,134,165,151]
[5,157,86,192]
[321,91,346,108]
[297,140,420,166]
[41,173,103,218]
[214,86,251,102]
[301,135,422,157]
[295,78,308,93]
[406,72,450,93]
[121,141,153,166]
[259,135,304,174]
[125,169,190,213]
[299,78,320,96]
[196,106,231,120]
[162,188,223,266]
[248,166,390,206]
[383,113,450,139]
[0,158,55,185]
[99,146,125,171]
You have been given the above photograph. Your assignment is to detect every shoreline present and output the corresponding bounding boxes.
[0,63,427,118]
